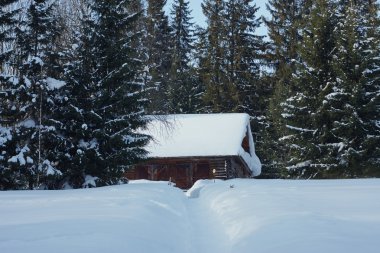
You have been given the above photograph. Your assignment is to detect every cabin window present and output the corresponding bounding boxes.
[241,127,250,153]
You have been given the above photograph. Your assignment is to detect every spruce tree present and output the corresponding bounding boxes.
[223,0,270,177]
[263,0,310,178]
[0,1,21,189]
[58,0,150,188]
[265,0,305,129]
[0,0,19,74]
[200,0,231,112]
[1,0,64,189]
[200,0,268,114]
[54,9,98,188]
[145,0,172,114]
[224,0,266,115]
[360,1,380,175]
[280,0,337,178]
[0,0,20,118]
[322,0,380,177]
[126,0,146,59]
[168,0,201,113]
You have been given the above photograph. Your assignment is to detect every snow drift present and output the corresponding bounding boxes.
[0,179,379,253]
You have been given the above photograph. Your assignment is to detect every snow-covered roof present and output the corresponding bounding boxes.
[142,113,261,176]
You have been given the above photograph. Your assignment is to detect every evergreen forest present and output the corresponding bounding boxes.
[1,0,379,190]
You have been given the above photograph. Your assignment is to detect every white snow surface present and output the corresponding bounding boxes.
[0,179,379,253]
[142,113,261,175]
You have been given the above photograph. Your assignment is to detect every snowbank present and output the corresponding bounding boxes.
[0,179,379,253]
[0,183,189,253]
[191,179,380,253]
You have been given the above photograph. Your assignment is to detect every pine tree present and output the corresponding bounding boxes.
[145,0,172,114]
[57,0,150,188]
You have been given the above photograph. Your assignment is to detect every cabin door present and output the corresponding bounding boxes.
[193,162,210,183]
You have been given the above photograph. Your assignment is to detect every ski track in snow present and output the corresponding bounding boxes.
[0,179,380,253]
[185,198,230,253]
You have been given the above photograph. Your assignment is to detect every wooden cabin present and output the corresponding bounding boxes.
[126,113,261,189]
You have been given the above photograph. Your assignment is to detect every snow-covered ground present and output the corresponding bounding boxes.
[0,179,379,253]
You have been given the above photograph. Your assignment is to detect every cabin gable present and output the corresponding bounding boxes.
[127,113,261,189]
[241,127,250,153]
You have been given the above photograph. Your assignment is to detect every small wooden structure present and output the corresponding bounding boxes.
[126,113,261,189]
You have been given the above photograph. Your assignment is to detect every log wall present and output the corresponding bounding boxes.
[126,156,252,189]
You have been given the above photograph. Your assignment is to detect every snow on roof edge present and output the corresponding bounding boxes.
[142,113,261,176]
[238,114,261,176]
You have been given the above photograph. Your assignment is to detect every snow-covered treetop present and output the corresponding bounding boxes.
[141,113,261,176]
